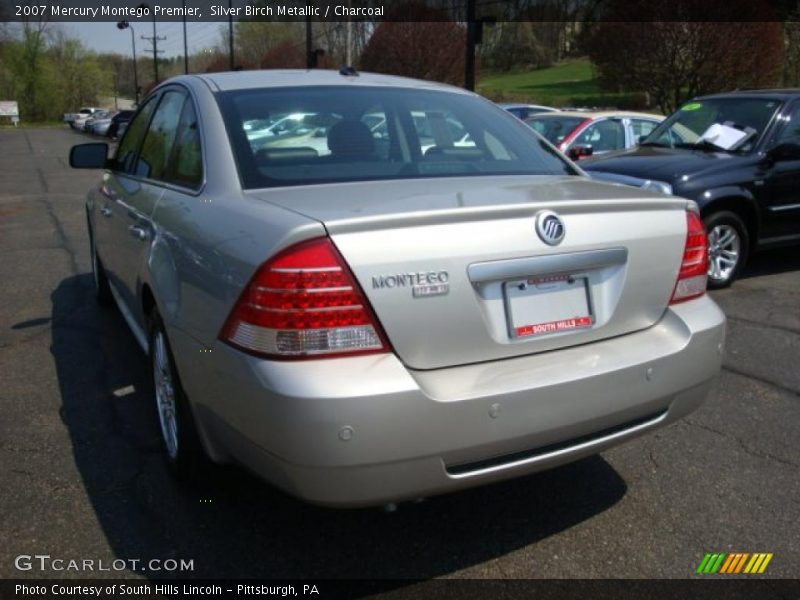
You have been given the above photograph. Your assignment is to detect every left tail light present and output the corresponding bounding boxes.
[219,237,389,359]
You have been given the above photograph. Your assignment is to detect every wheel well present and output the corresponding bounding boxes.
[141,285,156,321]
[701,197,758,249]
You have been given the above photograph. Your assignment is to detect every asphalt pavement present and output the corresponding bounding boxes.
[0,127,798,581]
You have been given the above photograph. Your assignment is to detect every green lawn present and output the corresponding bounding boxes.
[0,120,66,129]
[478,58,645,109]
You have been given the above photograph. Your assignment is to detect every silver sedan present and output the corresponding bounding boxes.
[69,70,725,507]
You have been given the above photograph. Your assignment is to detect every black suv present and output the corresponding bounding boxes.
[583,90,800,287]
[106,110,135,140]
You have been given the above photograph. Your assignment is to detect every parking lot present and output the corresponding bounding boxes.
[0,126,798,580]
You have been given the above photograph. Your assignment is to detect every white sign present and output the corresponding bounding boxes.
[699,123,747,151]
[0,101,19,117]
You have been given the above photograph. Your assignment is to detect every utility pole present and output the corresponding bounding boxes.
[228,0,235,70]
[140,19,165,84]
[305,17,312,69]
[464,0,476,91]
[182,0,189,74]
[345,15,352,65]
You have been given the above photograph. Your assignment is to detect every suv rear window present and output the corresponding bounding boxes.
[217,86,577,189]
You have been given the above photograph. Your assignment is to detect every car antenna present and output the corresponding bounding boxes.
[339,66,358,77]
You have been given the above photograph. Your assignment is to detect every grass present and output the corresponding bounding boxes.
[0,120,67,129]
[478,58,646,109]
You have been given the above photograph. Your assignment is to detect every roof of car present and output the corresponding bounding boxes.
[695,89,800,101]
[184,69,472,94]
[498,103,556,110]
[526,110,663,120]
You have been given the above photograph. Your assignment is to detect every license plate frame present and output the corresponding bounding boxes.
[504,274,594,339]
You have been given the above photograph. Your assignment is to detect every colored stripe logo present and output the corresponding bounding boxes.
[696,552,773,574]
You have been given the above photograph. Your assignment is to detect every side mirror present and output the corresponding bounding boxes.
[69,143,109,169]
[568,144,594,160]
[767,142,800,162]
[637,135,647,144]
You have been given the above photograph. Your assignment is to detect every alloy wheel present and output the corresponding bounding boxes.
[707,224,741,284]
[153,331,179,459]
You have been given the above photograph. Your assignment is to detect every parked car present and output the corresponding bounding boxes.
[89,112,117,136]
[114,119,130,140]
[582,90,800,288]
[106,110,135,139]
[82,110,110,133]
[498,102,558,120]
[525,111,664,160]
[69,70,724,507]
[64,107,102,125]
[73,110,107,132]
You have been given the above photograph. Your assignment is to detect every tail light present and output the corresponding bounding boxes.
[670,211,708,304]
[220,237,389,359]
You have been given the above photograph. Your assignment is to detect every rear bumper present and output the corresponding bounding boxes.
[179,295,725,507]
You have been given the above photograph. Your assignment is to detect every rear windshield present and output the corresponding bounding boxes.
[217,86,577,189]
[525,116,587,145]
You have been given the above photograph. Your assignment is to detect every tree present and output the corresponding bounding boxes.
[480,22,553,73]
[0,24,114,121]
[233,22,303,68]
[359,2,466,86]
[260,40,306,69]
[586,0,784,113]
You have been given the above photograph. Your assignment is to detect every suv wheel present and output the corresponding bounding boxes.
[705,211,749,289]
[150,312,206,480]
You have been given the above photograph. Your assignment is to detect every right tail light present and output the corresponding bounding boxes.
[670,210,708,304]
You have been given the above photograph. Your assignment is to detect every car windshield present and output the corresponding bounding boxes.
[642,97,782,152]
[217,86,578,189]
[524,116,587,145]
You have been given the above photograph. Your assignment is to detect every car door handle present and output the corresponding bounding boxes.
[128,225,149,241]
[100,185,117,201]
[100,207,113,218]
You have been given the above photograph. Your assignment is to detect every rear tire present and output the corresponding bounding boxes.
[149,311,207,480]
[705,211,749,289]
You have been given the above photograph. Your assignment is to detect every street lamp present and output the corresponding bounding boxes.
[116,21,139,105]
[137,2,160,84]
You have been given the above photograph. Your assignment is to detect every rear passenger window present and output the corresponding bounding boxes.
[114,97,156,174]
[631,119,658,140]
[574,120,625,152]
[166,99,203,188]
[136,90,186,181]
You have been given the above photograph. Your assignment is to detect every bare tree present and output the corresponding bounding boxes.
[586,0,784,113]
[359,2,466,85]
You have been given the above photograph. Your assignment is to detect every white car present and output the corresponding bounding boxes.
[499,103,558,120]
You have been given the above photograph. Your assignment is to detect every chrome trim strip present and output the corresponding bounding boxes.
[446,410,668,478]
[468,248,628,284]
[768,203,800,212]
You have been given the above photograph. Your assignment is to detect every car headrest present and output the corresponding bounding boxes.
[326,120,374,158]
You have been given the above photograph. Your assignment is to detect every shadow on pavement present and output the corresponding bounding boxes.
[738,246,800,280]
[50,273,627,580]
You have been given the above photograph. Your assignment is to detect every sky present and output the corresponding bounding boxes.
[63,21,227,58]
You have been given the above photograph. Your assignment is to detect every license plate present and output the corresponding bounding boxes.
[504,274,593,339]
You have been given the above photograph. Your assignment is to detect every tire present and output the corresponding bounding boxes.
[89,229,113,306]
[704,211,749,289]
[149,312,207,480]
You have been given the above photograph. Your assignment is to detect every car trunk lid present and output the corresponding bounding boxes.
[249,175,690,370]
